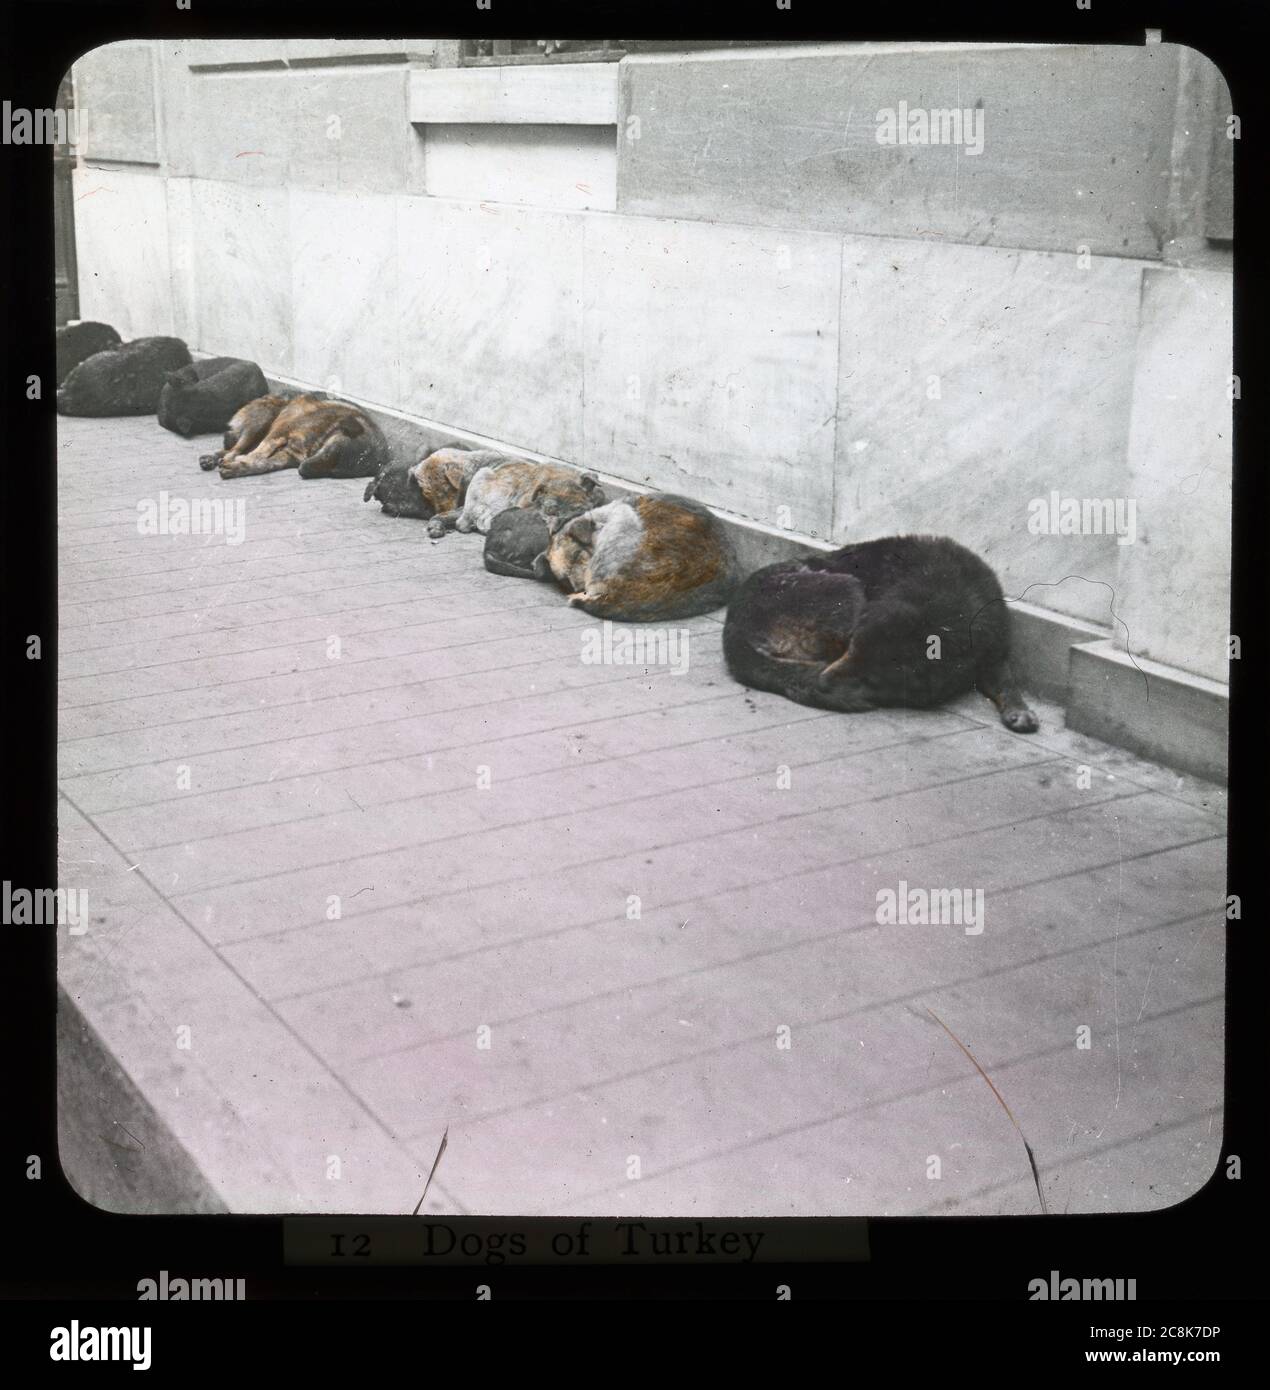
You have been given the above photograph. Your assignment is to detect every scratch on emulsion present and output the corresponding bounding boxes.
[926,1006,1048,1215]
[412,1125,449,1215]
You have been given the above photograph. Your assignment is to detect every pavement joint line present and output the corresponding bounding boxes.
[57,556,487,618]
[58,588,571,659]
[61,671,1224,827]
[57,525,482,569]
[58,563,556,635]
[579,1101,1228,1214]
[56,526,440,572]
[299,901,1219,1073]
[58,505,440,541]
[910,1103,1225,1215]
[58,615,726,716]
[57,596,594,684]
[260,841,1223,1005]
[351,858,1222,1065]
[60,491,397,525]
[495,993,1225,1204]
[129,719,1019,854]
[178,772,1142,929]
[58,644,732,769]
[59,479,391,518]
[63,694,845,817]
[58,517,438,554]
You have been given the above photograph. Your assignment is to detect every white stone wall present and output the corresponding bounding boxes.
[1116,269,1233,684]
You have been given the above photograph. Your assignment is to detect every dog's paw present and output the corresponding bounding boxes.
[425,518,446,539]
[1003,707,1040,734]
[198,453,220,472]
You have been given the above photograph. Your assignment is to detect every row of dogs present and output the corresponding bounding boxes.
[56,329,1039,733]
[204,388,1041,733]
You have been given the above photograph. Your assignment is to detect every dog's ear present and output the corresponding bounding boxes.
[580,472,602,493]
[443,460,470,495]
[531,550,554,581]
[563,516,596,548]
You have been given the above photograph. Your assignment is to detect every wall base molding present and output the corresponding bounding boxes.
[1067,640,1228,784]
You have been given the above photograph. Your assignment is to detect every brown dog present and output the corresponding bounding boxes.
[535,492,739,621]
[199,394,388,480]
[409,449,514,536]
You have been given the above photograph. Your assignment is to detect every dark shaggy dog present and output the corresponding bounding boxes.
[484,509,553,579]
[722,535,1038,732]
[55,321,121,386]
[56,337,193,416]
[157,357,269,438]
[363,456,434,519]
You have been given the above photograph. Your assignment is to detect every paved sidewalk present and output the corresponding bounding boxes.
[56,414,1226,1216]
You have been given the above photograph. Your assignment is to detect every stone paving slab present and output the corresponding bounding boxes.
[56,414,1226,1215]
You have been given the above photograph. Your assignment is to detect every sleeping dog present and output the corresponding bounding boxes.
[723,534,1039,731]
[199,394,388,479]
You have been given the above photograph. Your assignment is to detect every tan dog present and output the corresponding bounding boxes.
[437,459,604,540]
[409,449,515,536]
[199,394,388,480]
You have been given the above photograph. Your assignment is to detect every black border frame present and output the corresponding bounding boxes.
[1,0,1265,1332]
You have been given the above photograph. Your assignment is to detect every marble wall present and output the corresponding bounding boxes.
[617,44,1220,260]
[71,166,173,341]
[419,124,617,211]
[291,190,400,406]
[72,41,159,166]
[835,237,1150,624]
[154,45,417,193]
[583,215,840,537]
[396,198,587,459]
[187,180,294,374]
[1115,268,1234,683]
